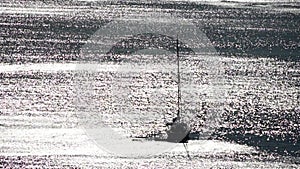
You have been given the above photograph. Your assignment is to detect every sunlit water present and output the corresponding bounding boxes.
[0,0,299,168]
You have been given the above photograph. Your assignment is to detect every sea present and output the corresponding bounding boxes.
[0,0,299,168]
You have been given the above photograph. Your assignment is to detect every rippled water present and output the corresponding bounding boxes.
[0,0,299,168]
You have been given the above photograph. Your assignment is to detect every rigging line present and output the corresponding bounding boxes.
[183,143,192,160]
[177,35,181,121]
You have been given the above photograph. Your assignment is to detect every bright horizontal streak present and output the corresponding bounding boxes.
[76,0,296,2]
[0,63,77,72]
[0,63,178,73]
[170,140,256,153]
[0,7,84,15]
[0,128,108,156]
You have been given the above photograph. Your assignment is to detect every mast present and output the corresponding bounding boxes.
[177,37,181,121]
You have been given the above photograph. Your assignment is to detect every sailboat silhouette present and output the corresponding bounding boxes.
[163,37,191,143]
[132,37,191,143]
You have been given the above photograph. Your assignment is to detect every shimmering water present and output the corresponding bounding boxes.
[0,0,299,168]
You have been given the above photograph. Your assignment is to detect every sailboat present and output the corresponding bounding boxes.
[163,37,191,143]
[133,37,192,144]
[129,37,195,159]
